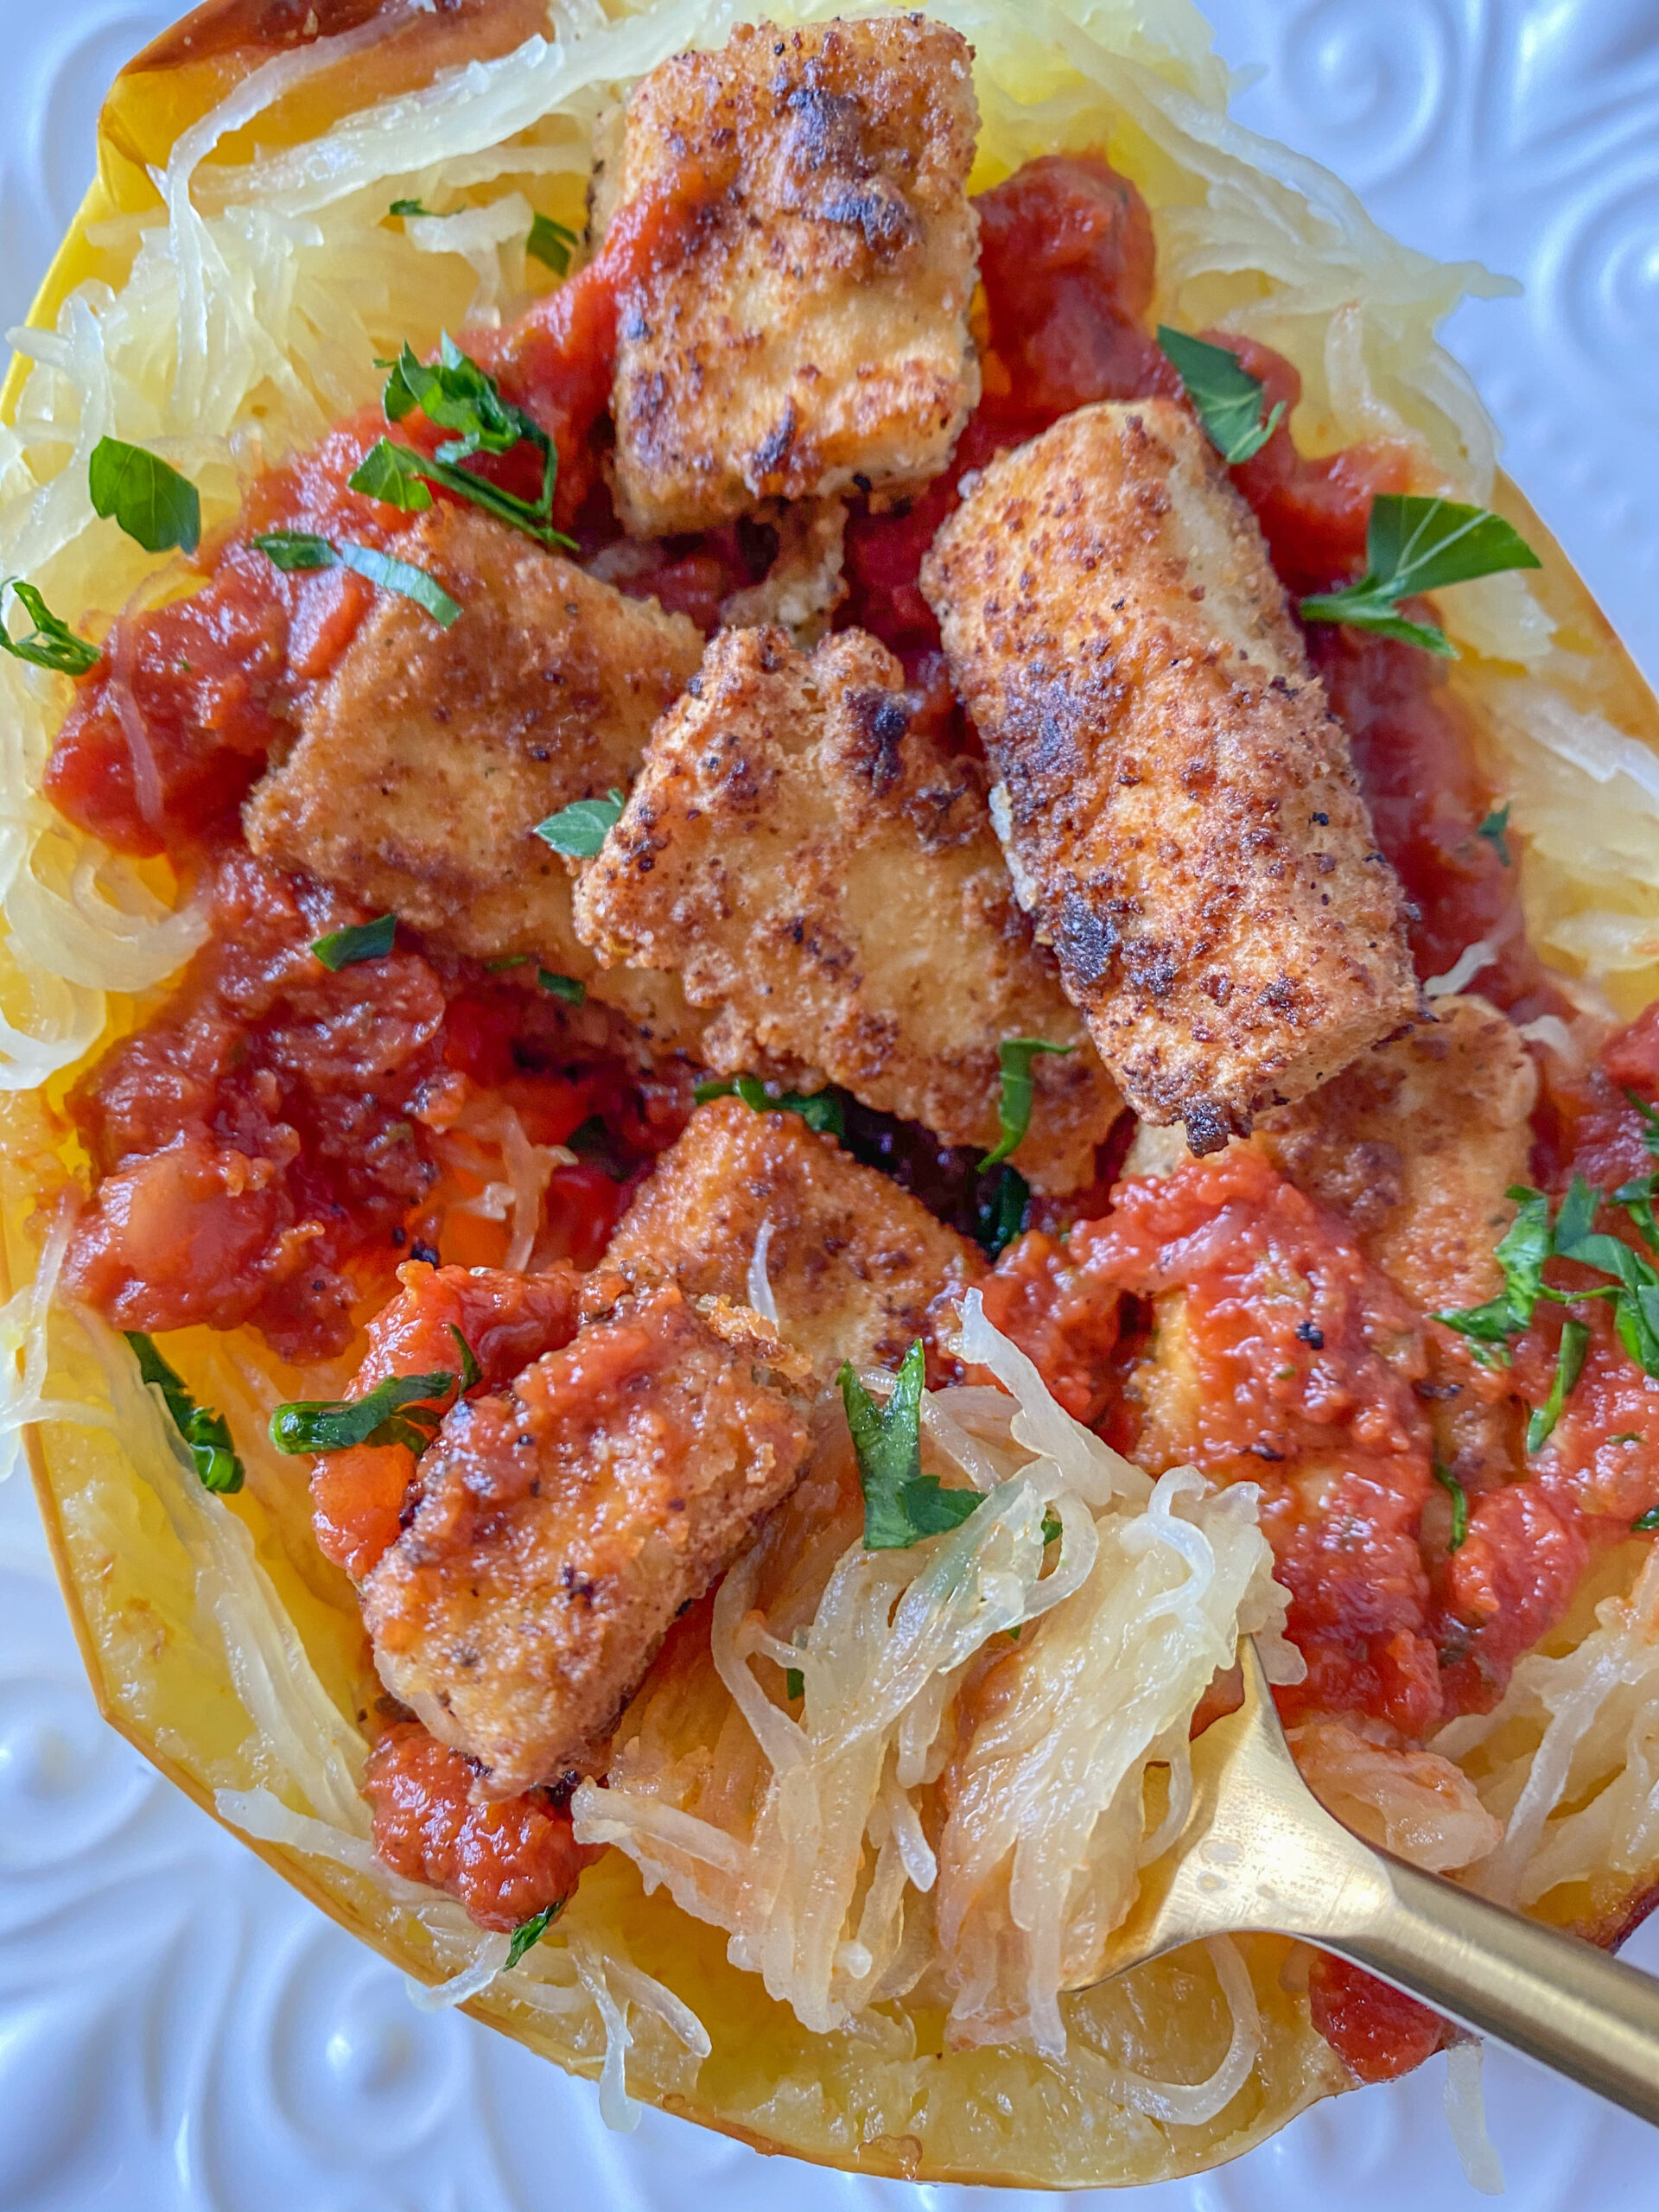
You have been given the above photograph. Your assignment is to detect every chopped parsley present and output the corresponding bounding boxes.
[1526,1317,1590,1454]
[0,579,100,676]
[534,791,625,858]
[1636,1504,1659,1535]
[127,1332,244,1493]
[1625,1089,1659,1161]
[351,334,573,550]
[1041,1509,1063,1547]
[389,198,436,219]
[693,1073,844,1137]
[1300,494,1541,658]
[527,213,578,276]
[785,1667,804,1702]
[537,969,586,1004]
[1435,1185,1551,1364]
[310,913,397,969]
[252,531,461,628]
[485,954,530,972]
[1433,1462,1469,1551]
[505,1899,563,1969]
[89,437,200,556]
[449,1324,481,1393]
[1477,805,1513,867]
[269,1369,458,1456]
[841,1339,981,1552]
[1155,327,1284,464]
[980,1038,1076,1171]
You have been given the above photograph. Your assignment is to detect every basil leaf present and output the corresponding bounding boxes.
[1477,805,1512,868]
[976,1163,1030,1260]
[390,198,435,218]
[251,530,337,571]
[1432,1462,1469,1551]
[692,1074,844,1136]
[89,437,201,556]
[1300,495,1541,657]
[336,542,461,627]
[504,1900,563,1970]
[537,969,586,1004]
[1156,326,1285,465]
[0,579,101,676]
[527,214,578,276]
[1615,1174,1659,1254]
[784,1667,804,1702]
[348,439,435,513]
[269,1369,457,1455]
[127,1332,245,1494]
[1527,1317,1590,1453]
[448,1323,481,1393]
[841,1339,981,1551]
[1435,1185,1554,1363]
[311,913,396,969]
[365,338,574,550]
[980,1037,1077,1170]
[535,791,626,858]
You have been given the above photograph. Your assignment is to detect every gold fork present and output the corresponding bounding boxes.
[1076,1640,1659,2124]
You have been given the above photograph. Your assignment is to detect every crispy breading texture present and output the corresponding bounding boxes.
[572,624,1122,1190]
[603,1096,983,1382]
[605,16,981,535]
[1254,993,1536,1315]
[360,1282,812,1796]
[921,397,1420,1152]
[241,504,705,1051]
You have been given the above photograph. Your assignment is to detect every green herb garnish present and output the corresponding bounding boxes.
[352,334,573,550]
[1156,327,1285,465]
[1477,805,1513,868]
[1040,1510,1063,1547]
[1300,495,1541,658]
[840,1339,981,1551]
[448,1325,481,1394]
[1435,1185,1552,1364]
[310,913,397,969]
[251,531,461,628]
[980,1038,1076,1171]
[527,213,578,276]
[269,1369,457,1456]
[89,437,200,556]
[390,198,436,218]
[0,579,100,676]
[1433,1462,1469,1551]
[1636,1504,1659,1534]
[692,1073,844,1136]
[485,954,530,972]
[785,1667,804,1702]
[127,1332,244,1493]
[505,1899,563,1969]
[1624,1090,1659,1162]
[537,969,586,1004]
[1527,1318,1590,1454]
[974,1163,1030,1261]
[534,791,625,858]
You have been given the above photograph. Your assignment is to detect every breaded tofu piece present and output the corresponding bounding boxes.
[921,398,1419,1153]
[603,16,982,535]
[1254,994,1536,1315]
[361,1283,812,1796]
[603,1096,984,1382]
[573,625,1123,1191]
[242,505,704,1042]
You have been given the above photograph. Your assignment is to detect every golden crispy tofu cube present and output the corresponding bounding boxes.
[242,505,704,1047]
[603,1096,983,1382]
[362,1283,812,1795]
[605,16,982,535]
[921,397,1420,1153]
[572,624,1123,1191]
[1255,993,1536,1316]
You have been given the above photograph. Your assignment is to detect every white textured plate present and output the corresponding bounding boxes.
[6,3,1659,2206]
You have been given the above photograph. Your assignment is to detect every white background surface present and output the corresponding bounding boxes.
[5,3,1659,2208]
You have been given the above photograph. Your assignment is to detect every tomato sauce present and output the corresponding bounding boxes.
[365,1719,600,1931]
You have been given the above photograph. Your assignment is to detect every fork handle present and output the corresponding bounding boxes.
[1329,1853,1659,2124]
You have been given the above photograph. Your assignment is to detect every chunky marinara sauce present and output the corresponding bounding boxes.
[44,148,1659,2060]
